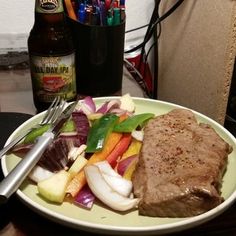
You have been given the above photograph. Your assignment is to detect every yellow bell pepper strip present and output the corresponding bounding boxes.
[86,114,119,153]
[123,157,139,180]
[113,113,155,133]
[106,133,132,168]
[66,132,122,197]
[120,139,142,161]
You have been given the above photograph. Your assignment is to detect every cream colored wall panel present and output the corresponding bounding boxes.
[158,0,236,124]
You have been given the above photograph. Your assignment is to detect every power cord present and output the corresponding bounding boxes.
[125,0,184,54]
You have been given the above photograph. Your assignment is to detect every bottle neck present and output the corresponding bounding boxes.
[34,0,65,25]
[35,0,64,14]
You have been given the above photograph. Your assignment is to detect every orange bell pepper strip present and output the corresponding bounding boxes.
[106,133,132,168]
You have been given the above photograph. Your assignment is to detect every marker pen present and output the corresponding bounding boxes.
[113,7,120,25]
[107,9,113,26]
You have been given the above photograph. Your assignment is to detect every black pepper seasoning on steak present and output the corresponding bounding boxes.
[132,109,232,217]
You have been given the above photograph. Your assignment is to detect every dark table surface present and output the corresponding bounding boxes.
[0,112,236,236]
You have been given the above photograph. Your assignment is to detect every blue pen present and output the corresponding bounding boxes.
[120,0,125,6]
[78,3,86,23]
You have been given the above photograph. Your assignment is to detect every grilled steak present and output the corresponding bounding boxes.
[132,109,232,217]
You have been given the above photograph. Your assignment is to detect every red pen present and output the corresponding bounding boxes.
[113,1,118,8]
[105,0,111,11]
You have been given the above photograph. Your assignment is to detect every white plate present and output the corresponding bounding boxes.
[2,97,236,235]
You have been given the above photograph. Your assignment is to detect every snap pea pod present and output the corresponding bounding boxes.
[24,119,75,144]
[61,119,76,132]
[86,114,119,153]
[24,124,51,144]
[113,113,155,133]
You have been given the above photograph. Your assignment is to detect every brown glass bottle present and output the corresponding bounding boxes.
[28,0,77,112]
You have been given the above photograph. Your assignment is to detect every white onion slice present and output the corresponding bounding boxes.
[131,130,144,141]
[29,165,54,183]
[84,165,139,211]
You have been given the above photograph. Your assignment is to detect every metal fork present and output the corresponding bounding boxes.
[0,96,66,159]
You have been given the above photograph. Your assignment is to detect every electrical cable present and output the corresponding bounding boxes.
[152,17,159,99]
[124,0,184,54]
[138,0,161,99]
[125,24,149,34]
[124,0,184,99]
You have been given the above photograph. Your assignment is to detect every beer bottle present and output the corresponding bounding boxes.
[28,0,77,112]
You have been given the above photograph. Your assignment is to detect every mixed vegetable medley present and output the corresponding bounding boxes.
[12,94,154,212]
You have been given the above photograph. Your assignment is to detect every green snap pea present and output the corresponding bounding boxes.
[113,113,155,132]
[24,124,50,144]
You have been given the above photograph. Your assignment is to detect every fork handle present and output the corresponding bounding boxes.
[0,132,54,204]
[0,129,32,159]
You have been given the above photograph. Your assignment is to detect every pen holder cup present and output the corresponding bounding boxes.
[67,18,125,97]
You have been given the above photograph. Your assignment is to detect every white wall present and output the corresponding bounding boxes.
[0,0,34,34]
[0,0,154,51]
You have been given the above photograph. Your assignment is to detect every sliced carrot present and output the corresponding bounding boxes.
[66,132,122,197]
[64,0,77,21]
[106,134,132,168]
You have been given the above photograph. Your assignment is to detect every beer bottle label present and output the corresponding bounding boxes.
[30,53,77,103]
[36,0,63,13]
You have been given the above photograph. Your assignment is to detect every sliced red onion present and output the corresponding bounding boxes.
[116,155,138,176]
[106,99,121,112]
[74,185,95,209]
[109,108,128,116]
[11,143,34,157]
[96,101,109,113]
[97,99,121,114]
[79,96,96,115]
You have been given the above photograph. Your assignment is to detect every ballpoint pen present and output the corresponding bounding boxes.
[78,3,86,23]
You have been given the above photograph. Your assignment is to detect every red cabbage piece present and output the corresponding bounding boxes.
[38,138,74,172]
[72,112,90,145]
